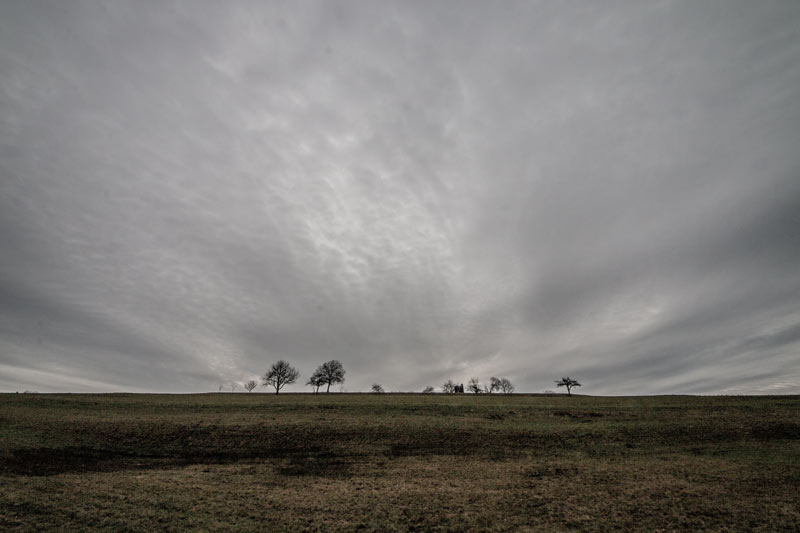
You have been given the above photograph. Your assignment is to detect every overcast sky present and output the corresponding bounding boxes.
[1,1,799,394]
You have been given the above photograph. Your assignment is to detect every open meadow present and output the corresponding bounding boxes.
[1,393,798,531]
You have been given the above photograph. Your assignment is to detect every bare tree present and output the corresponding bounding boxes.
[422,386,435,394]
[230,383,237,392]
[555,377,581,396]
[262,360,299,394]
[218,384,223,393]
[488,377,502,394]
[468,377,483,394]
[371,383,385,393]
[499,378,515,394]
[306,369,324,393]
[315,360,346,393]
[244,380,257,392]
[442,379,456,394]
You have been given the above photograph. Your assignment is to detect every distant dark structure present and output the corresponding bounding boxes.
[441,382,466,394]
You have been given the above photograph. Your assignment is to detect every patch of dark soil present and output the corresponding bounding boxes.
[4,447,130,476]
[620,423,755,445]
[2,422,605,476]
[1,447,199,476]
[277,454,354,477]
[0,444,351,476]
[385,442,473,458]
[749,422,800,440]
[552,411,606,419]
[383,429,544,459]
[524,464,580,478]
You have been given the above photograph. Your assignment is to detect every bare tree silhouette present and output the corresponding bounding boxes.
[262,360,299,394]
[314,360,346,392]
[555,377,581,396]
[468,377,482,394]
[306,369,324,393]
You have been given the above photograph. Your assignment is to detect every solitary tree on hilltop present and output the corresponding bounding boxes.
[262,360,299,394]
[555,377,581,396]
[315,360,346,392]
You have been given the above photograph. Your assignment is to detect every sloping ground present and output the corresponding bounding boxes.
[1,393,798,531]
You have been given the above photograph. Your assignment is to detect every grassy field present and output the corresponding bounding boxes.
[1,393,798,531]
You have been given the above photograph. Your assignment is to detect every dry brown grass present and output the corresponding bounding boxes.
[1,393,798,531]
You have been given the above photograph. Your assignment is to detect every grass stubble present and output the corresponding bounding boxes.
[1,393,797,531]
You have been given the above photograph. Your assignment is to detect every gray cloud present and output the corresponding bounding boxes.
[1,0,799,394]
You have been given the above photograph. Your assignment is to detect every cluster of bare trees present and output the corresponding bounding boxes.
[226,364,581,395]
[440,376,515,394]
[306,360,346,393]
[252,359,346,394]
[218,360,346,394]
[435,376,581,395]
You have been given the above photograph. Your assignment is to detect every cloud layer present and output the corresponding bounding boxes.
[1,0,799,394]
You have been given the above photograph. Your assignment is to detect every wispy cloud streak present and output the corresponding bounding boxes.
[1,1,799,393]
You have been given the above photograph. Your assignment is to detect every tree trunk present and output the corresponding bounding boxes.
[326,382,331,393]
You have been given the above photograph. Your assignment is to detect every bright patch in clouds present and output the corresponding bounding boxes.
[1,0,799,394]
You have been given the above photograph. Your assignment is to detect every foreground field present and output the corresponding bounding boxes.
[1,393,798,531]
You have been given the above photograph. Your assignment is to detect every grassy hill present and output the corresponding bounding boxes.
[1,393,798,531]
